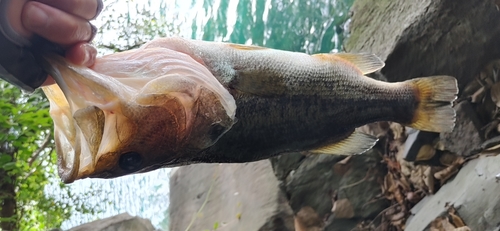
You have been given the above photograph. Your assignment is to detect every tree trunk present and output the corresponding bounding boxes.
[0,142,17,231]
[0,169,16,231]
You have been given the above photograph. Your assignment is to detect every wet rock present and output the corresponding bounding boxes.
[346,0,500,90]
[440,101,485,157]
[271,149,388,231]
[169,160,294,231]
[406,154,500,231]
[68,213,157,231]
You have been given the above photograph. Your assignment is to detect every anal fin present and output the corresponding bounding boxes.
[310,131,378,155]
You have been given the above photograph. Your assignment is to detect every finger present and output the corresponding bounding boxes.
[22,2,95,45]
[65,42,98,67]
[35,0,103,20]
[42,43,97,87]
[42,76,55,86]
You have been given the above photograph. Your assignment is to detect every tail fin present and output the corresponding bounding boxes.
[407,76,458,133]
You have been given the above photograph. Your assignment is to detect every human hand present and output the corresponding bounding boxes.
[0,0,102,89]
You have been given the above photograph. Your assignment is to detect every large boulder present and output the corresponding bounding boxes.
[271,149,388,231]
[406,154,500,231]
[346,0,500,89]
[169,160,294,231]
[68,213,157,231]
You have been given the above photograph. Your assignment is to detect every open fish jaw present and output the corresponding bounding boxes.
[42,47,236,183]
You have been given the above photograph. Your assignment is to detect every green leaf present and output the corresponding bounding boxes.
[0,155,13,165]
[2,162,17,171]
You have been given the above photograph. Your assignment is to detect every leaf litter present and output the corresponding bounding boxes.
[350,60,500,230]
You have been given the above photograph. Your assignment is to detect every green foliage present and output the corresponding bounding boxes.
[0,81,104,230]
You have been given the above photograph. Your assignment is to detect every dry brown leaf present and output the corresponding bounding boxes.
[416,144,437,161]
[397,175,411,190]
[482,93,498,120]
[471,86,486,103]
[483,119,500,138]
[454,227,471,231]
[430,216,460,231]
[409,165,434,193]
[423,166,435,193]
[447,206,467,228]
[333,156,352,175]
[449,212,466,227]
[463,77,483,97]
[356,122,391,138]
[384,156,401,172]
[332,198,355,219]
[390,123,405,140]
[439,152,460,166]
[491,82,500,107]
[393,188,405,206]
[406,190,423,203]
[435,140,446,151]
[434,157,465,185]
[400,161,412,177]
[294,206,324,231]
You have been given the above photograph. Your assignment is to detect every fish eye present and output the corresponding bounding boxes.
[118,152,143,172]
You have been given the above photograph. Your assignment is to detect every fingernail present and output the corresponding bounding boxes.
[24,3,48,29]
[82,44,97,67]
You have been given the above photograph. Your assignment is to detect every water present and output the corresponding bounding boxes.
[50,170,171,229]
[48,0,353,229]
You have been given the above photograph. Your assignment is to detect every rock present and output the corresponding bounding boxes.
[169,160,294,231]
[346,0,500,89]
[406,154,500,231]
[439,101,485,157]
[68,213,157,231]
[271,149,388,231]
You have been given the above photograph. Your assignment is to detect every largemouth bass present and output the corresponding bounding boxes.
[42,37,458,183]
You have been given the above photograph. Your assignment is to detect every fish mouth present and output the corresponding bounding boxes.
[42,47,236,183]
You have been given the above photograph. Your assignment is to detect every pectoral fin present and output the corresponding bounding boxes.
[310,131,378,155]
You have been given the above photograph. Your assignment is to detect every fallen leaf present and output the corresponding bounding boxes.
[447,206,467,227]
[470,86,486,103]
[332,198,355,219]
[434,157,465,185]
[454,227,471,231]
[430,216,456,231]
[490,82,500,108]
[390,123,405,140]
[294,206,324,231]
[415,144,437,161]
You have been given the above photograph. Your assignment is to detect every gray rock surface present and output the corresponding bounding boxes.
[271,149,388,231]
[440,101,485,157]
[406,154,500,231]
[346,0,500,89]
[169,160,294,231]
[68,213,157,231]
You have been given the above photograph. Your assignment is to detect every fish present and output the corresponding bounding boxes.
[41,37,458,183]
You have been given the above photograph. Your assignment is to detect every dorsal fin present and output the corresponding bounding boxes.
[228,43,268,50]
[334,53,385,75]
[309,131,378,155]
[313,53,385,75]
